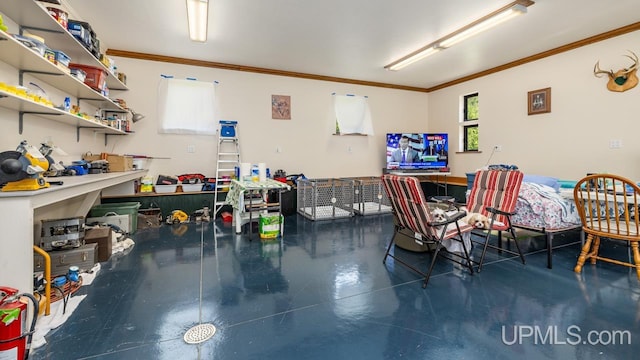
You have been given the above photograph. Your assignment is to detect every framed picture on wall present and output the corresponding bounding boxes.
[527,87,551,115]
[271,95,291,120]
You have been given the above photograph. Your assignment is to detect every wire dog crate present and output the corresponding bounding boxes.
[343,176,392,215]
[297,178,354,220]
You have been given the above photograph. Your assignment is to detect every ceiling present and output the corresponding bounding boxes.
[65,0,640,91]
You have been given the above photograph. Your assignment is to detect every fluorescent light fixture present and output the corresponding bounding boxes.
[388,46,442,71]
[187,0,209,42]
[385,0,534,71]
[438,4,528,48]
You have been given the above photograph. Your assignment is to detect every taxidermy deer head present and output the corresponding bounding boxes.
[593,51,639,92]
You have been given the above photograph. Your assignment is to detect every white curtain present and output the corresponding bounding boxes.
[157,77,216,135]
[333,94,374,135]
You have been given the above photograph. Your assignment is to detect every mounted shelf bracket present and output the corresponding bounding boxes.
[19,70,63,87]
[20,111,61,134]
[105,133,127,146]
[76,125,103,142]
[20,25,65,36]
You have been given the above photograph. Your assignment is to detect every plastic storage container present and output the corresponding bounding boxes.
[155,184,177,193]
[69,63,106,91]
[88,202,141,234]
[180,184,203,192]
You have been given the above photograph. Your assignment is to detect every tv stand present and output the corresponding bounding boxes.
[388,171,451,196]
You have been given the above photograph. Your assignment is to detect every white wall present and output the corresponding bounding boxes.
[105,58,428,179]
[3,23,639,182]
[429,30,640,180]
[0,56,428,180]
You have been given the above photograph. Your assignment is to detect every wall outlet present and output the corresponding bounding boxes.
[494,145,502,152]
[187,145,196,153]
[609,139,622,149]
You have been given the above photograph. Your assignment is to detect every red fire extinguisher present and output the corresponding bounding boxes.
[0,287,38,360]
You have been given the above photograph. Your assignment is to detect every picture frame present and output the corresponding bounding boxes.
[271,95,291,120]
[527,87,551,115]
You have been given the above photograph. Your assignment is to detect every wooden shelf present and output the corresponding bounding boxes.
[0,89,127,135]
[0,0,128,91]
[102,191,219,199]
[0,30,124,110]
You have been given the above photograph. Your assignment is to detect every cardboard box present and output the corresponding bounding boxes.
[84,227,112,262]
[83,153,134,172]
[108,155,133,172]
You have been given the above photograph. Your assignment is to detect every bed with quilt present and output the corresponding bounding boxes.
[510,178,582,269]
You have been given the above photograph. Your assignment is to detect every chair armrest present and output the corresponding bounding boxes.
[486,206,516,216]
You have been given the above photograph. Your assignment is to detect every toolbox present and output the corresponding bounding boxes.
[84,227,113,262]
[137,208,162,229]
[40,216,85,251]
[34,243,98,276]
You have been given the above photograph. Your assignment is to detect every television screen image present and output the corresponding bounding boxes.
[386,133,448,171]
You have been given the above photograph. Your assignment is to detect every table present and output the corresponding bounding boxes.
[224,179,291,236]
[0,170,147,293]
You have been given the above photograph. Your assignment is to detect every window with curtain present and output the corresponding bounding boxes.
[157,77,217,135]
[333,94,374,135]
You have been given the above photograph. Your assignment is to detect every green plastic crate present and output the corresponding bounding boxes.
[89,202,141,234]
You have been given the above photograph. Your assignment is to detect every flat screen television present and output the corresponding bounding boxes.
[386,133,449,171]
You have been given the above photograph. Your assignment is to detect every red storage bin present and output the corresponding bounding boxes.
[69,63,106,91]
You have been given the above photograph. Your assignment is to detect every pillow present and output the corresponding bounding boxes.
[523,175,560,192]
[558,180,577,189]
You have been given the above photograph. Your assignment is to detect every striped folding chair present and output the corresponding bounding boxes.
[466,169,525,271]
[381,174,475,288]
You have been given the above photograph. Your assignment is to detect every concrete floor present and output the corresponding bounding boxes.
[30,213,640,359]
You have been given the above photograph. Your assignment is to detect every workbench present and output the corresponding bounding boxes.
[0,170,147,293]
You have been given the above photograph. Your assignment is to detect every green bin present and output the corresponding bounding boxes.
[89,202,141,234]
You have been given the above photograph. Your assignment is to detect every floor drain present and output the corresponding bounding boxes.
[184,323,217,344]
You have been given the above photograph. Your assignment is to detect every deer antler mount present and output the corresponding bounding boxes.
[594,51,639,92]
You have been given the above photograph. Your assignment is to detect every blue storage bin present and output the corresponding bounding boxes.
[54,50,71,67]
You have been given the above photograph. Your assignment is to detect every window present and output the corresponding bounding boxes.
[461,92,478,151]
[157,77,217,135]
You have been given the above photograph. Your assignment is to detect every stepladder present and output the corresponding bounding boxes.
[214,120,240,216]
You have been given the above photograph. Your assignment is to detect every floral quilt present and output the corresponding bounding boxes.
[511,182,581,230]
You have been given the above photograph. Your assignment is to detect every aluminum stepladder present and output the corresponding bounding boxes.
[214,120,240,216]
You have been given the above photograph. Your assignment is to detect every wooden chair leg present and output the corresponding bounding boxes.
[590,236,601,265]
[631,241,640,280]
[575,234,594,273]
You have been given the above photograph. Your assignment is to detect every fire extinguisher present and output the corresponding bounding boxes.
[0,287,39,360]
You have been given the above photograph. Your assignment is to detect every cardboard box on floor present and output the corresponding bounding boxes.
[83,153,133,172]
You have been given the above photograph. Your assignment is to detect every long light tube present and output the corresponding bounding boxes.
[438,4,527,48]
[388,46,442,71]
[385,0,534,71]
[187,0,209,42]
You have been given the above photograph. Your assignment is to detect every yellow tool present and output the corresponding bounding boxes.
[166,210,189,224]
[0,140,50,191]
